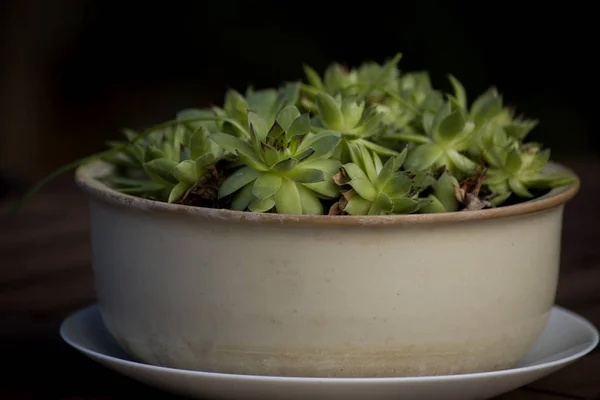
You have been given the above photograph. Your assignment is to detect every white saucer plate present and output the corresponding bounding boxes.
[60,304,598,400]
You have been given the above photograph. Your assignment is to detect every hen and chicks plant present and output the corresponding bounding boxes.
[18,52,577,216]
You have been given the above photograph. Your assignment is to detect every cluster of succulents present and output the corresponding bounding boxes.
[21,53,576,216]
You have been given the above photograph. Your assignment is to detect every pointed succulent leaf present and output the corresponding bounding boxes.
[301,159,343,198]
[274,178,302,214]
[188,126,213,160]
[392,197,425,214]
[218,166,261,198]
[285,168,325,183]
[509,178,533,198]
[297,184,323,215]
[177,108,219,132]
[145,158,178,185]
[195,155,214,172]
[471,91,503,125]
[355,139,399,158]
[404,143,443,171]
[211,133,268,171]
[147,145,165,161]
[485,170,509,186]
[342,163,370,183]
[433,171,460,212]
[161,139,177,163]
[422,111,435,134]
[277,82,300,110]
[522,173,576,189]
[324,63,356,94]
[276,105,301,132]
[421,195,448,213]
[248,111,269,142]
[373,152,383,174]
[446,150,477,173]
[430,102,452,137]
[261,146,283,167]
[303,64,324,89]
[411,170,437,193]
[285,113,311,140]
[504,119,539,140]
[448,75,467,110]
[487,178,511,196]
[121,128,138,141]
[347,177,377,202]
[446,94,464,112]
[354,105,384,136]
[383,173,413,198]
[505,148,523,175]
[249,196,276,213]
[272,158,298,173]
[238,151,270,172]
[489,191,512,207]
[356,144,377,183]
[375,192,394,213]
[365,203,382,216]
[168,182,190,203]
[173,160,198,185]
[395,147,409,169]
[375,156,397,191]
[300,158,341,175]
[246,89,278,125]
[253,173,283,199]
[316,92,344,130]
[231,184,255,210]
[346,140,361,166]
[224,90,248,124]
[344,195,372,215]
[436,110,466,145]
[531,148,551,170]
[341,97,365,129]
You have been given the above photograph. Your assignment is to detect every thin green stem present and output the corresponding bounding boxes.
[10,116,247,215]
[355,138,399,157]
[385,133,431,144]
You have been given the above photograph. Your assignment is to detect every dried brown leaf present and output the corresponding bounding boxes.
[333,168,350,186]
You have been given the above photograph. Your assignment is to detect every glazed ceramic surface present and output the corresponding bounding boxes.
[60,304,599,400]
[75,160,579,377]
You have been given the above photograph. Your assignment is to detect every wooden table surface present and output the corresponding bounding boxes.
[2,157,600,400]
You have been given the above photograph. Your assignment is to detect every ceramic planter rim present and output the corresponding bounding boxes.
[75,159,580,226]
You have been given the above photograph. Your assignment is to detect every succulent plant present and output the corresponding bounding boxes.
[100,119,229,206]
[396,100,479,176]
[212,105,342,214]
[330,143,430,215]
[446,75,539,159]
[313,92,397,159]
[375,71,444,127]
[419,168,461,213]
[478,128,575,205]
[301,53,402,102]
[14,52,578,217]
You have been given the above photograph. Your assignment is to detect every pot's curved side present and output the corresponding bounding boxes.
[89,193,565,377]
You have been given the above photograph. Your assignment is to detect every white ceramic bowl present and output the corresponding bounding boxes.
[75,160,579,378]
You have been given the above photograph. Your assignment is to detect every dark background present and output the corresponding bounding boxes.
[0,0,597,188]
[1,2,600,398]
